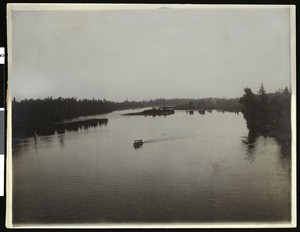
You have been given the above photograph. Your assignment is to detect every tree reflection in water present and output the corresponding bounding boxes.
[242,125,291,163]
[12,118,108,146]
[198,110,205,115]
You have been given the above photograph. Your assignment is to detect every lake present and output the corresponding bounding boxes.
[12,109,291,225]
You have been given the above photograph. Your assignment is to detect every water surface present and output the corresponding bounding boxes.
[12,109,291,225]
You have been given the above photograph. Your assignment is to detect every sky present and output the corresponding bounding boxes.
[9,5,292,102]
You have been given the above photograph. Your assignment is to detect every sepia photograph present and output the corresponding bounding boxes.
[6,4,296,228]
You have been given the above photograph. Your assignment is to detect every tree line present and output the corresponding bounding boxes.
[174,97,242,111]
[12,86,291,132]
[239,84,291,133]
[12,97,114,127]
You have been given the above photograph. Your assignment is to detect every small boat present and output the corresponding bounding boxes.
[133,139,143,147]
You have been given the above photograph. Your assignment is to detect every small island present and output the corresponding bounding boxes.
[123,107,175,116]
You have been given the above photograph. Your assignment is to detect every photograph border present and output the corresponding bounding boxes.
[5,3,297,229]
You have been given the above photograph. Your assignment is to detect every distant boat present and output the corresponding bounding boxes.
[133,139,143,147]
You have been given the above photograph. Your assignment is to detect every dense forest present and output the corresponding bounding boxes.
[12,97,114,127]
[239,84,291,132]
[239,84,291,155]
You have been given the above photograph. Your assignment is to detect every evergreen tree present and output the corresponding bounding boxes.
[257,83,269,126]
[239,87,258,129]
[283,86,289,94]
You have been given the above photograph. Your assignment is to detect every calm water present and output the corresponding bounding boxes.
[12,109,291,225]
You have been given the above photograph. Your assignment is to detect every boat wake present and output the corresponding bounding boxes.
[143,135,196,144]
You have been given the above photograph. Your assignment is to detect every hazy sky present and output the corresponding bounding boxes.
[9,5,292,102]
